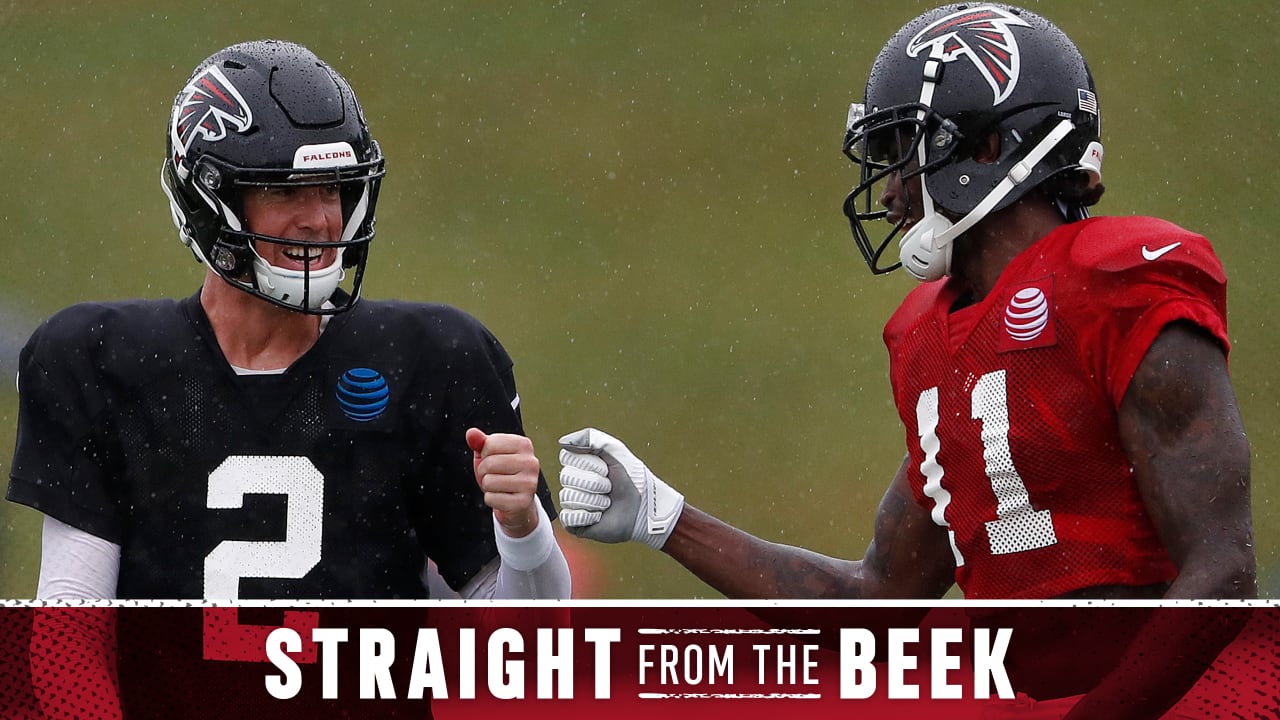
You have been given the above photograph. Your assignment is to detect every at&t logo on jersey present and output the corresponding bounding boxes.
[998,277,1056,352]
[336,367,390,421]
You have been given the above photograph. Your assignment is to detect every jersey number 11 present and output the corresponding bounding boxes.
[915,369,1058,566]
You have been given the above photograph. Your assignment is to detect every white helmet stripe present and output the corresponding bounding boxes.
[339,184,370,243]
[915,45,945,222]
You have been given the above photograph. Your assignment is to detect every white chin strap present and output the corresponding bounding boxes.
[898,46,1081,282]
[899,118,1077,281]
[252,247,347,311]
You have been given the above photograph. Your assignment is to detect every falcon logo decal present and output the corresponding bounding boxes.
[170,66,253,156]
[907,6,1031,106]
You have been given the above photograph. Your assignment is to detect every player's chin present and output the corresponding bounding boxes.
[885,206,922,229]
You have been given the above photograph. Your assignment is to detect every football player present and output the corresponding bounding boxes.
[557,4,1256,717]
[7,39,571,601]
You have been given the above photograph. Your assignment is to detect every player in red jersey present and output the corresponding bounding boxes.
[556,4,1256,718]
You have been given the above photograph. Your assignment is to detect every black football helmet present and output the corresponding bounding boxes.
[161,40,385,313]
[842,4,1104,280]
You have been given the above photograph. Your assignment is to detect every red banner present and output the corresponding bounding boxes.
[1,604,1275,718]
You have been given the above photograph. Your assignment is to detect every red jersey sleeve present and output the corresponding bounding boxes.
[1067,216,1229,408]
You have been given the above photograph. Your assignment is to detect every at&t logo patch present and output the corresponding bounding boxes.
[336,368,390,421]
[998,277,1056,352]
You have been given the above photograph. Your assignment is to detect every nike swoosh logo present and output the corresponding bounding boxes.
[1141,242,1181,261]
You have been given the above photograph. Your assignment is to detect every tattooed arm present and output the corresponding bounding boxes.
[659,456,956,600]
[1061,322,1255,720]
[1120,322,1254,599]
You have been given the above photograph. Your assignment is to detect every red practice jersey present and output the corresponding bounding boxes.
[884,216,1230,598]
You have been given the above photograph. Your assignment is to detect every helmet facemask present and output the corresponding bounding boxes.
[842,101,963,277]
[180,154,384,313]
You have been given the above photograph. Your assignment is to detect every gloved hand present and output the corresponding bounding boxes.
[557,427,685,549]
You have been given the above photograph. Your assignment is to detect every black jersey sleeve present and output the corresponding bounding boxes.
[7,308,123,543]
[407,307,556,592]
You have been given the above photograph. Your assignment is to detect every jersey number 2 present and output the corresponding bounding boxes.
[203,455,325,599]
[915,369,1057,566]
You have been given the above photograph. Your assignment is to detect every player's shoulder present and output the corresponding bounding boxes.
[1065,215,1225,282]
[28,297,187,358]
[344,298,508,363]
[355,297,494,335]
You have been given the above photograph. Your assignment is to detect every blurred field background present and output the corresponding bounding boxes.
[0,1,1275,598]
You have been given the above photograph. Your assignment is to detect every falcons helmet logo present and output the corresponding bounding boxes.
[170,66,253,156]
[906,6,1031,106]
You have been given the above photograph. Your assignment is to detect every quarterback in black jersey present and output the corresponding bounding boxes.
[7,39,571,602]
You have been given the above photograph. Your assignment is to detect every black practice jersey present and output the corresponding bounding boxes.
[7,293,555,599]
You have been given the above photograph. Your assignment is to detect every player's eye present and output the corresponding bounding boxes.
[865,128,900,165]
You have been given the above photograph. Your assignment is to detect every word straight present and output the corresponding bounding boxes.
[265,626,620,700]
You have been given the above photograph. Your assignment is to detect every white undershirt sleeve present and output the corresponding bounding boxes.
[454,503,572,600]
[37,515,121,599]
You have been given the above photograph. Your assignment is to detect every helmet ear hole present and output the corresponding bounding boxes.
[210,238,255,279]
[974,131,1002,164]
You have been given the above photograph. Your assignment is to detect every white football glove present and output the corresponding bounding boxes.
[557,427,685,549]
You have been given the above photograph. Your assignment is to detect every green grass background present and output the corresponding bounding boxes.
[0,1,1275,598]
